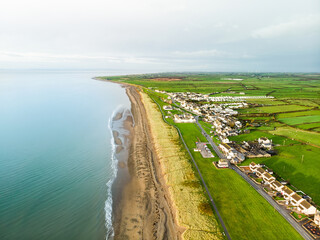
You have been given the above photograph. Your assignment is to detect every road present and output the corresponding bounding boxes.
[195,116,226,159]
[151,96,232,240]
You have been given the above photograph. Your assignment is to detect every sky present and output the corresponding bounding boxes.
[0,0,319,72]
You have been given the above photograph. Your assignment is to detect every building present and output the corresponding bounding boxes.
[173,114,196,123]
[217,159,229,168]
[258,137,272,150]
[163,105,173,110]
[314,212,320,227]
[270,180,284,192]
[290,193,304,206]
[249,162,260,172]
[261,172,276,185]
[282,187,295,200]
[256,167,265,177]
[297,200,317,215]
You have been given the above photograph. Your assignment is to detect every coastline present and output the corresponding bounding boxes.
[105,80,222,239]
[111,84,182,239]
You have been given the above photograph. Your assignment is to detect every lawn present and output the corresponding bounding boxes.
[270,126,320,147]
[279,115,320,125]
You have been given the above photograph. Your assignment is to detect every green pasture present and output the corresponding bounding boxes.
[279,115,320,125]
[270,126,320,147]
[295,122,320,130]
[277,110,320,119]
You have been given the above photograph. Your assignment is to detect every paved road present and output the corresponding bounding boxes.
[151,97,232,240]
[195,116,226,159]
[232,166,313,240]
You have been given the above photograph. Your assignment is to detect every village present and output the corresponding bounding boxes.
[158,89,320,238]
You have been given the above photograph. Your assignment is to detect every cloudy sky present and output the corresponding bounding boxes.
[0,0,319,72]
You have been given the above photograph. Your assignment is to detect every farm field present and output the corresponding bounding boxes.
[279,115,320,125]
[270,126,320,147]
[277,110,320,119]
[241,105,312,114]
[240,145,320,205]
[295,122,320,130]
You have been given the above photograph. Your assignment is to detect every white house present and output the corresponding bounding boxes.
[163,105,173,110]
[261,172,276,185]
[249,162,260,172]
[217,159,229,168]
[290,193,304,207]
[258,137,272,150]
[297,200,317,215]
[281,187,295,201]
[270,180,284,192]
[314,212,320,226]
[173,114,196,123]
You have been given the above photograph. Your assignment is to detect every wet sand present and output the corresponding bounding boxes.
[112,84,182,240]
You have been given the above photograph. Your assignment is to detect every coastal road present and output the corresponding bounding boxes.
[195,116,226,159]
[151,96,232,240]
[232,166,313,240]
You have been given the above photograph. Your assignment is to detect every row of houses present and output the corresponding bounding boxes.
[250,162,317,216]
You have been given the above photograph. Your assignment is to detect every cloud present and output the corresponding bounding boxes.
[252,15,320,39]
[172,50,254,59]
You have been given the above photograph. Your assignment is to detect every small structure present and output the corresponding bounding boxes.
[217,159,229,168]
[174,114,196,123]
[270,180,284,192]
[258,137,272,150]
[163,105,173,110]
[298,200,317,215]
[261,172,276,185]
[290,193,304,207]
[195,142,214,158]
[282,187,295,201]
[314,212,320,227]
[249,162,260,172]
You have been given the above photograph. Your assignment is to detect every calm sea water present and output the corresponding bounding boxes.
[0,70,131,240]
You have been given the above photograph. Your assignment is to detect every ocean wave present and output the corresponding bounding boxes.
[105,105,124,240]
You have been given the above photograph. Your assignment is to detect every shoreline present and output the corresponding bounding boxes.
[105,79,222,239]
[110,83,182,239]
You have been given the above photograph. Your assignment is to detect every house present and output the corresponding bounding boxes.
[217,159,229,168]
[255,167,265,177]
[163,105,173,110]
[281,187,295,200]
[261,172,276,185]
[297,200,317,215]
[173,114,196,123]
[249,162,260,172]
[258,137,272,150]
[290,193,304,206]
[270,180,284,192]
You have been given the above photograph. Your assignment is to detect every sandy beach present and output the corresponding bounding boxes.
[107,82,222,240]
[112,85,182,240]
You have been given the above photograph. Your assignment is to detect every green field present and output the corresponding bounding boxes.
[295,122,320,130]
[241,105,312,114]
[277,110,320,118]
[270,126,320,146]
[174,123,302,239]
[279,115,320,125]
[240,145,320,205]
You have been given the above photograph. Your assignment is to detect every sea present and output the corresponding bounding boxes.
[0,70,132,240]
